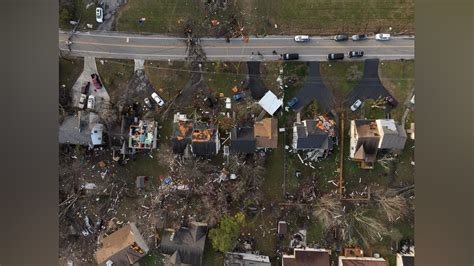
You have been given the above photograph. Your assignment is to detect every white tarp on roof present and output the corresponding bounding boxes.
[258,91,283,116]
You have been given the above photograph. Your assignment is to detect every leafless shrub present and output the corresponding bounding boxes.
[312,194,343,230]
[347,208,388,246]
[373,189,408,222]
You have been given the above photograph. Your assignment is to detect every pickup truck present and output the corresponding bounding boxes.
[78,94,87,109]
[91,74,102,90]
[81,81,90,95]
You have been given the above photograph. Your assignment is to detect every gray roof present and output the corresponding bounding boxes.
[231,123,256,153]
[294,120,332,150]
[160,222,208,266]
[59,111,100,146]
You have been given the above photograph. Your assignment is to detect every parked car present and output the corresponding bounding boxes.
[328,53,344,60]
[144,98,152,109]
[233,93,243,101]
[78,94,87,109]
[352,34,368,41]
[334,34,349,41]
[288,97,299,109]
[294,35,310,42]
[350,99,362,111]
[91,74,102,90]
[375,33,391,41]
[282,53,299,60]
[81,81,90,95]
[151,92,165,106]
[225,97,231,109]
[348,51,364,58]
[87,95,95,110]
[95,7,104,23]
[385,96,398,107]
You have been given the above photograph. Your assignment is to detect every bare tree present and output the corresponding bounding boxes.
[373,188,408,222]
[312,194,343,230]
[347,208,388,246]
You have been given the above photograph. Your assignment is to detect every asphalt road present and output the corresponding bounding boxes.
[59,31,414,61]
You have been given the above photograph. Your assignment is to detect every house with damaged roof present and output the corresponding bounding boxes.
[225,252,271,266]
[230,121,257,154]
[95,223,149,266]
[282,247,331,266]
[254,118,278,149]
[160,221,208,266]
[292,117,336,159]
[171,113,220,156]
[350,119,407,169]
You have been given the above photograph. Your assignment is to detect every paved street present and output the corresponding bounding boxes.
[60,31,414,61]
[346,59,391,105]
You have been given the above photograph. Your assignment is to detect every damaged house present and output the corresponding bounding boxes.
[171,113,220,156]
[349,119,407,169]
[254,118,278,150]
[128,119,158,149]
[95,223,150,266]
[230,121,257,154]
[292,117,336,160]
[224,252,271,266]
[160,221,208,266]
[282,247,331,266]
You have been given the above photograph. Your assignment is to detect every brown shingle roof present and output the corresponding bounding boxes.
[282,248,330,266]
[254,118,278,148]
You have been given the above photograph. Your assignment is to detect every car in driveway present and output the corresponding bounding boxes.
[95,7,104,23]
[350,99,362,111]
[87,95,95,110]
[282,53,299,60]
[78,94,87,109]
[288,97,299,109]
[352,34,368,41]
[348,51,364,58]
[151,92,165,107]
[334,34,349,41]
[144,98,152,109]
[294,35,310,42]
[91,74,102,90]
[375,33,391,41]
[328,53,344,60]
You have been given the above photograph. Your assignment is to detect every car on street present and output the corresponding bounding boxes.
[78,94,87,109]
[334,34,349,41]
[375,33,391,41]
[95,7,104,23]
[91,74,102,90]
[294,35,310,42]
[328,53,345,60]
[87,95,95,110]
[348,51,364,58]
[144,98,152,109]
[352,34,368,41]
[151,92,165,107]
[385,96,398,107]
[350,99,362,111]
[81,81,90,95]
[282,53,299,60]
[288,97,299,109]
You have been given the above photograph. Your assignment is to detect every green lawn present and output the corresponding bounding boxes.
[59,56,83,109]
[96,59,135,102]
[144,61,192,101]
[203,62,247,96]
[116,0,206,34]
[379,60,415,123]
[320,61,365,106]
[59,0,100,30]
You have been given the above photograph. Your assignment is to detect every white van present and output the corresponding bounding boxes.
[375,33,391,41]
[294,35,310,42]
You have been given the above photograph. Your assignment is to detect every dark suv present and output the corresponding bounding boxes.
[334,34,349,41]
[282,53,299,60]
[352,34,368,41]
[328,53,344,60]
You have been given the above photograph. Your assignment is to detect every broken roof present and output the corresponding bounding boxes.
[293,120,333,150]
[282,248,330,266]
[160,222,208,266]
[231,122,256,153]
[339,256,389,266]
[95,223,150,266]
[225,252,271,266]
[254,118,278,148]
[258,90,283,116]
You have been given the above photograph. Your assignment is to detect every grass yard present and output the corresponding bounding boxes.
[203,61,247,96]
[320,61,364,106]
[144,61,192,101]
[379,60,415,123]
[59,0,100,30]
[116,0,206,34]
[96,59,135,102]
[59,56,84,109]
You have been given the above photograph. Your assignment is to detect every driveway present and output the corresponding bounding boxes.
[245,61,269,100]
[346,59,391,106]
[96,0,128,31]
[293,62,335,113]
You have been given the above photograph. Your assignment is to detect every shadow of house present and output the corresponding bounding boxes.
[95,223,150,266]
[231,121,257,154]
[160,222,208,266]
[245,61,269,100]
[346,59,392,106]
